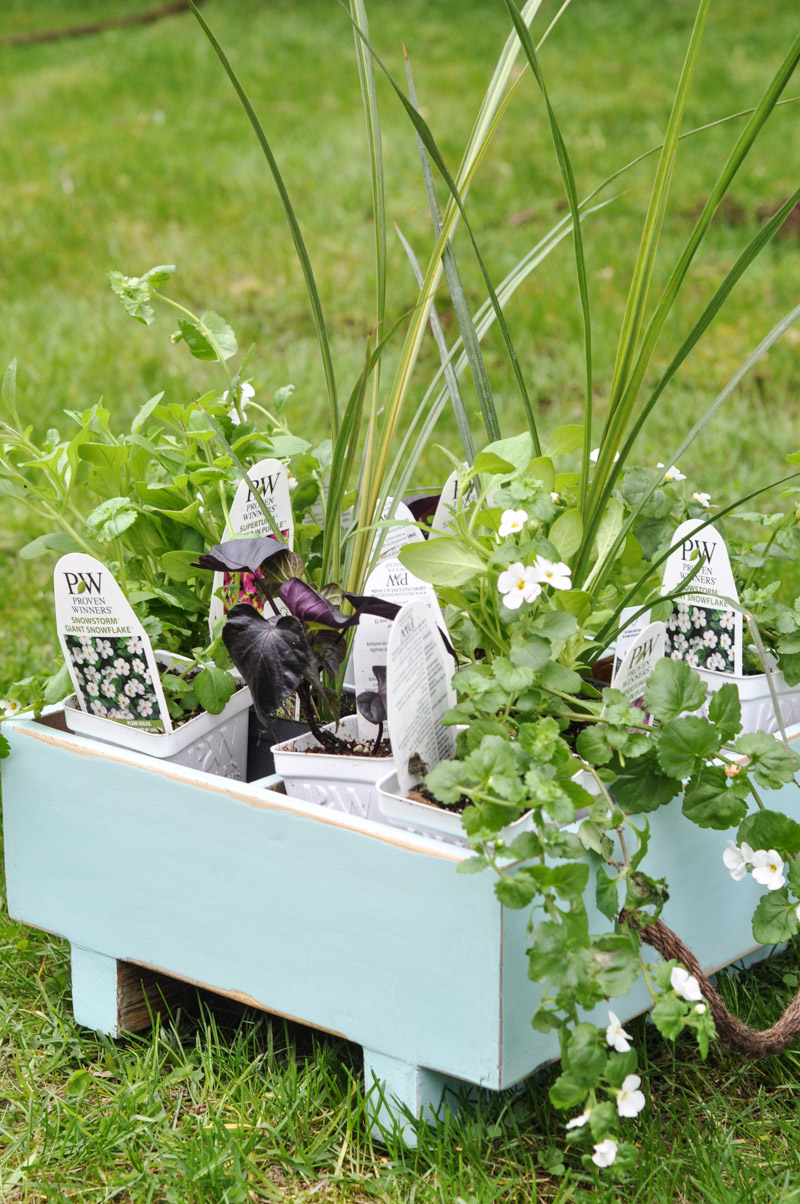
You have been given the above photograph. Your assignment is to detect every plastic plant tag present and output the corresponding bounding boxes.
[431,467,477,533]
[374,497,425,563]
[54,553,172,733]
[612,606,653,677]
[353,558,449,741]
[209,458,294,630]
[386,600,457,796]
[662,520,742,676]
[611,620,666,722]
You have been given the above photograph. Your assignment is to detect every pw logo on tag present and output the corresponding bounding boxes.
[63,570,103,595]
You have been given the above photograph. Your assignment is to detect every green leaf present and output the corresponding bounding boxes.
[650,992,686,1040]
[43,663,72,705]
[596,865,620,922]
[751,888,799,944]
[176,319,216,360]
[547,863,589,899]
[456,855,488,875]
[547,424,584,457]
[548,508,583,560]
[534,611,578,641]
[708,683,742,742]
[736,731,798,790]
[492,657,535,693]
[682,767,749,830]
[503,831,543,861]
[108,269,156,324]
[509,634,551,672]
[528,922,588,989]
[192,667,236,715]
[538,661,582,694]
[549,1071,587,1110]
[425,760,467,806]
[481,432,533,474]
[85,497,139,542]
[19,531,82,560]
[578,820,614,859]
[160,550,203,583]
[589,934,640,996]
[528,456,555,491]
[473,451,514,475]
[645,658,707,721]
[566,1023,607,1087]
[739,810,800,857]
[576,725,612,766]
[397,538,484,586]
[656,716,721,779]
[494,866,547,909]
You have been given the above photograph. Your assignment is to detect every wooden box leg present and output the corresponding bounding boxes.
[362,1048,473,1145]
[70,945,188,1037]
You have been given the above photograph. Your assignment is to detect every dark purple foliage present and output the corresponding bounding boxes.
[222,603,316,725]
[191,536,287,575]
[356,664,387,726]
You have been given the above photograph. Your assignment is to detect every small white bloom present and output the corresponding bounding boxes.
[132,658,146,676]
[566,1108,591,1130]
[606,1010,632,1053]
[0,698,22,716]
[723,840,754,882]
[126,637,144,655]
[695,1002,707,1015]
[686,651,700,669]
[670,649,684,661]
[719,611,736,631]
[691,607,707,628]
[102,679,117,699]
[706,652,727,672]
[96,639,114,659]
[674,633,688,652]
[112,658,131,677]
[751,849,786,891]
[616,1074,646,1118]
[550,491,560,503]
[590,448,620,463]
[692,492,712,508]
[531,555,572,591]
[138,698,154,718]
[719,633,732,651]
[703,629,718,648]
[86,681,100,697]
[89,701,108,717]
[223,380,255,426]
[592,1138,618,1168]
[84,665,101,683]
[657,462,686,482]
[671,966,703,1002]
[497,562,542,610]
[498,509,529,538]
[83,646,99,665]
[677,612,692,634]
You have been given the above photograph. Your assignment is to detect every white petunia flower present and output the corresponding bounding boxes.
[497,562,542,610]
[751,849,786,891]
[592,1138,618,1168]
[531,555,572,591]
[606,1010,632,1053]
[657,462,686,482]
[692,492,712,508]
[671,966,703,1002]
[723,840,754,882]
[566,1109,592,1130]
[616,1074,646,1118]
[498,509,529,538]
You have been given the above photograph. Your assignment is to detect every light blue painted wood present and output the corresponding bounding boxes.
[4,713,800,1129]
[362,1049,470,1144]
[70,945,120,1036]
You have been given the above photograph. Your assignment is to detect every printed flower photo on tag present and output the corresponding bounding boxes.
[665,601,737,673]
[65,634,166,731]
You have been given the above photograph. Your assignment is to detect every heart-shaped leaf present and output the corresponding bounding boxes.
[279,579,353,628]
[192,536,287,574]
[356,664,387,725]
[222,603,315,724]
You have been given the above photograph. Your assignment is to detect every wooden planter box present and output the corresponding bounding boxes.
[3,710,798,1141]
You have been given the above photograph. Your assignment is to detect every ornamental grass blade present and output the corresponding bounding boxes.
[188,1,339,437]
[406,48,494,447]
[502,0,593,504]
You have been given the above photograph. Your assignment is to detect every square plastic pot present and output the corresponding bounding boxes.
[271,713,393,821]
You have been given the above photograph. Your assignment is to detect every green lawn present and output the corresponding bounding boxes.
[1,1,800,1199]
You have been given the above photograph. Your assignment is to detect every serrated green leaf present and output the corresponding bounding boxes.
[650,992,686,1040]
[493,657,535,693]
[739,809,800,857]
[656,716,721,779]
[549,1071,587,1110]
[707,683,742,742]
[682,766,749,829]
[736,731,799,790]
[610,751,678,814]
[192,667,237,715]
[751,888,799,944]
[456,855,488,875]
[645,658,707,721]
[566,1023,607,1087]
[596,865,620,922]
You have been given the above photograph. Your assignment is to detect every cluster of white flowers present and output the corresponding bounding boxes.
[497,555,572,609]
[563,1013,650,1166]
[723,841,790,895]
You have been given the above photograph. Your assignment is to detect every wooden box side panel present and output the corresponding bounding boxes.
[2,724,504,1088]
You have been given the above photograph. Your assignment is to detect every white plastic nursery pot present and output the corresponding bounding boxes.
[270,712,393,821]
[63,652,251,779]
[376,769,533,847]
[697,666,800,735]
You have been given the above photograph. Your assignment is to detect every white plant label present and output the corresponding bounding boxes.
[209,458,294,631]
[431,467,478,533]
[386,600,457,795]
[54,553,172,733]
[662,520,742,676]
[611,620,666,723]
[353,558,450,741]
[374,497,424,563]
[612,606,652,677]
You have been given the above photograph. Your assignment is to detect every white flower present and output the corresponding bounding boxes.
[616,1074,646,1118]
[723,840,754,882]
[719,611,736,631]
[223,380,255,426]
[796,903,800,923]
[719,633,732,651]
[592,1138,618,1168]
[498,509,528,538]
[96,639,114,659]
[751,849,786,891]
[671,966,703,1002]
[0,698,22,716]
[670,649,684,661]
[84,665,101,682]
[132,658,146,676]
[89,701,108,717]
[126,637,144,655]
[112,658,131,677]
[657,462,686,482]
[86,681,100,697]
[703,629,718,648]
[677,611,692,634]
[686,651,700,669]
[102,679,117,699]
[497,562,542,610]
[695,1002,707,1015]
[138,698,154,717]
[83,646,99,665]
[674,633,688,652]
[124,679,144,698]
[706,652,727,672]
[606,1010,632,1053]
[566,1109,592,1130]
[71,649,85,665]
[692,492,712,508]
[78,634,93,647]
[531,555,572,591]
[691,607,707,628]
[550,491,560,503]
[590,448,620,463]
